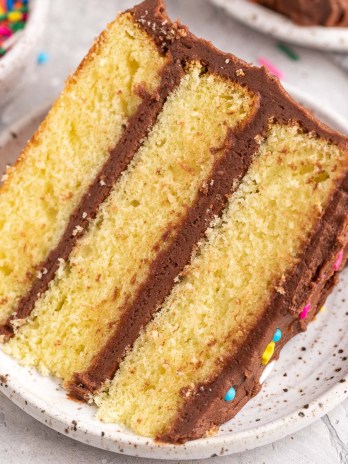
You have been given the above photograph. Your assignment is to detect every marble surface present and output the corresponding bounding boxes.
[1,0,348,462]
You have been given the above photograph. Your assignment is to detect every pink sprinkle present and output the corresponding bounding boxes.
[334,249,344,272]
[300,303,311,320]
[0,27,12,38]
[258,57,283,79]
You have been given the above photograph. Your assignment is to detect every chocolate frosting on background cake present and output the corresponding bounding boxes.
[254,0,348,26]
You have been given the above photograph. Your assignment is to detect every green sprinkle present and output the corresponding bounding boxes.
[18,6,29,13]
[0,13,7,21]
[10,21,25,32]
[277,42,299,61]
[0,48,6,56]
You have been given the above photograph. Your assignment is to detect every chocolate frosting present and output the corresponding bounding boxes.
[253,0,348,26]
[2,0,348,443]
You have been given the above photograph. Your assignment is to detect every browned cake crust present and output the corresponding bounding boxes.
[253,0,348,26]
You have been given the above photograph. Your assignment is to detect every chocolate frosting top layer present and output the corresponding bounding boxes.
[254,0,348,26]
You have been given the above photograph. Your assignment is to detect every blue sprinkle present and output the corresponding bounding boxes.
[224,387,236,402]
[37,51,49,65]
[273,328,282,343]
[7,0,14,10]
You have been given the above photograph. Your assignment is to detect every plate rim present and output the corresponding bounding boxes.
[1,87,348,459]
[210,0,348,52]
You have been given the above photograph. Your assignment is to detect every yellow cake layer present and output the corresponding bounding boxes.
[4,64,257,380]
[96,123,348,438]
[0,13,165,322]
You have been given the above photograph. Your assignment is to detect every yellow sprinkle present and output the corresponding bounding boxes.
[320,306,327,313]
[8,11,23,22]
[262,341,275,365]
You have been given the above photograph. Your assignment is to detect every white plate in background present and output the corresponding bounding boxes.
[0,88,348,459]
[210,0,348,52]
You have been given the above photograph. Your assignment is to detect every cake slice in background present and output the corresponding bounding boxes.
[252,0,348,27]
[1,0,348,444]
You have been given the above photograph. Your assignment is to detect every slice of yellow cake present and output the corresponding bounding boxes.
[1,0,348,444]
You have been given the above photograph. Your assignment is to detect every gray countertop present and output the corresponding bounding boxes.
[1,1,348,462]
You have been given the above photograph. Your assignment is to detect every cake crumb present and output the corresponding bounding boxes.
[205,426,219,438]
[276,286,285,295]
[177,27,187,38]
[254,134,264,145]
[11,318,26,329]
[72,225,84,236]
[180,386,193,398]
[236,68,245,77]
[56,258,66,278]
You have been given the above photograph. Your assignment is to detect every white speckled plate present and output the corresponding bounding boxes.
[1,88,348,460]
[210,0,348,52]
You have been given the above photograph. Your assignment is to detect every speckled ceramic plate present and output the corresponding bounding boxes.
[1,88,348,460]
[210,0,348,52]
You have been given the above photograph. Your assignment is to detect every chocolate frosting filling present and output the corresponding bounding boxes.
[253,0,348,27]
[2,0,348,443]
